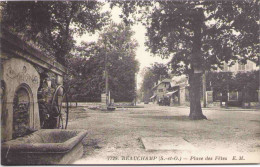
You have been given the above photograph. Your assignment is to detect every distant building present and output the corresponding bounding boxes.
[150,76,190,106]
[211,60,259,106]
[218,60,258,73]
[167,75,189,106]
[150,78,171,103]
[149,60,259,106]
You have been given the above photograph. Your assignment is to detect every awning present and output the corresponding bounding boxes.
[166,90,178,96]
[150,95,157,99]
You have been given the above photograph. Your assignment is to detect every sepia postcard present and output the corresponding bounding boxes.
[0,0,259,165]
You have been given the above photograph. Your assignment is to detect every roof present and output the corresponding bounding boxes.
[152,78,172,90]
[166,90,178,96]
[161,78,172,83]
[150,95,157,99]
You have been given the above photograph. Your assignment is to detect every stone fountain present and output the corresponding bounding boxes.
[1,29,87,164]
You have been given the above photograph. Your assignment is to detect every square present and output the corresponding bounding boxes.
[141,137,196,151]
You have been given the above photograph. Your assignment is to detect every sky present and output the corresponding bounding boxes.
[75,4,169,89]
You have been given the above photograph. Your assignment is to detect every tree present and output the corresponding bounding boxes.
[113,1,259,119]
[235,71,259,103]
[65,23,139,102]
[99,23,139,102]
[65,42,105,102]
[150,63,170,82]
[140,63,169,102]
[1,1,107,64]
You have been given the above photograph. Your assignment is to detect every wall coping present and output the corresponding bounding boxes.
[0,28,66,76]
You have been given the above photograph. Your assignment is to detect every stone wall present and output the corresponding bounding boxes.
[1,29,66,142]
[1,58,40,141]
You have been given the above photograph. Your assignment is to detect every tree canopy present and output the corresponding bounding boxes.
[1,1,108,64]
[144,1,259,74]
[207,71,259,94]
[100,23,139,101]
[65,23,139,102]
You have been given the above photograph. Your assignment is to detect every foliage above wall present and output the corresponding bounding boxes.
[1,1,108,65]
[206,70,259,93]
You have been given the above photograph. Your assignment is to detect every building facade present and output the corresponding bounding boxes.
[167,75,189,106]
[150,76,190,106]
[209,60,259,106]
[150,79,171,104]
[219,61,258,73]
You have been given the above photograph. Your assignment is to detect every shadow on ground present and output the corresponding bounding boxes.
[130,115,200,121]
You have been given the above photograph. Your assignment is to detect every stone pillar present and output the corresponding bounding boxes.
[257,90,260,104]
[179,86,186,105]
[56,75,63,85]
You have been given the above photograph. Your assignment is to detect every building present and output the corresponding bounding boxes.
[167,75,189,106]
[150,76,190,106]
[150,78,171,104]
[219,61,258,73]
[149,60,259,107]
[209,60,259,106]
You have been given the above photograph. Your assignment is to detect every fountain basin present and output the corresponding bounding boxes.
[1,129,87,165]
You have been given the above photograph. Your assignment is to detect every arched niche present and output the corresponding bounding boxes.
[12,84,34,139]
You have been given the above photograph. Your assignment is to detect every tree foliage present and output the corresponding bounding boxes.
[206,70,259,102]
[99,23,139,102]
[113,1,259,119]
[1,1,108,64]
[65,23,139,102]
[142,1,259,74]
[65,42,104,102]
[207,71,259,91]
[113,1,259,72]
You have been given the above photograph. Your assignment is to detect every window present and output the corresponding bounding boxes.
[228,91,238,101]
[238,64,245,71]
[245,61,252,71]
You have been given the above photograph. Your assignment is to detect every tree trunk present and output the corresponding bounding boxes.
[188,8,207,120]
[189,73,207,120]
